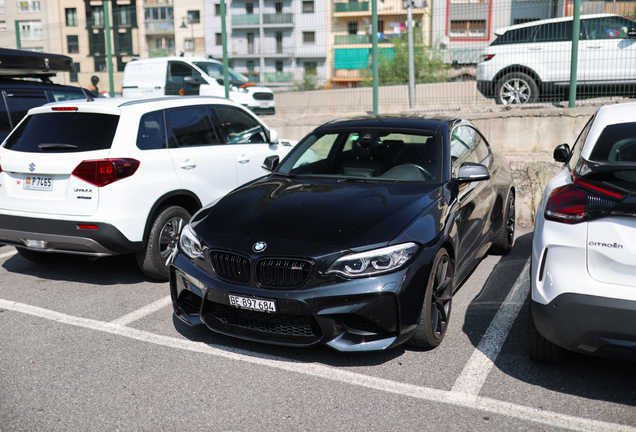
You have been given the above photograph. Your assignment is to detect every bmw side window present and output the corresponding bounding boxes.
[450,126,479,177]
[213,106,267,144]
[168,106,219,147]
[472,128,491,164]
[137,110,167,150]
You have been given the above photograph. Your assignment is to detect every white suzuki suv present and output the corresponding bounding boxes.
[0,96,294,280]
[477,14,636,105]
[529,102,636,363]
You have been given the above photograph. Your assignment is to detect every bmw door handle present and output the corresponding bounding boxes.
[180,160,196,170]
[528,47,542,51]
[587,46,602,49]
[238,158,250,164]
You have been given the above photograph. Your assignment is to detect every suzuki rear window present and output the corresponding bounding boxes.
[3,112,119,153]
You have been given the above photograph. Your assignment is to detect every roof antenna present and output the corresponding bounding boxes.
[75,68,94,102]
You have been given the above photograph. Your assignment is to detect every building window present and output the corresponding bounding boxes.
[145,7,173,21]
[0,21,6,31]
[276,32,283,54]
[90,30,105,55]
[303,31,315,44]
[247,60,254,71]
[18,1,40,13]
[91,5,105,26]
[67,35,79,53]
[70,62,80,82]
[348,22,358,35]
[19,20,42,40]
[304,62,317,75]
[450,20,486,38]
[115,30,132,54]
[275,60,283,72]
[246,2,254,14]
[247,32,254,54]
[187,10,200,24]
[378,20,384,34]
[94,57,107,72]
[275,2,283,13]
[215,33,222,45]
[215,4,221,15]
[117,57,126,72]
[184,39,194,51]
[66,8,78,26]
[302,1,314,13]
[0,0,4,13]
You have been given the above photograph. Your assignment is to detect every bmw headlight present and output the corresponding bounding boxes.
[230,85,249,93]
[179,224,203,260]
[326,243,419,278]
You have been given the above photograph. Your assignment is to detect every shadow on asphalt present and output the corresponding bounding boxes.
[1,247,155,285]
[463,232,636,408]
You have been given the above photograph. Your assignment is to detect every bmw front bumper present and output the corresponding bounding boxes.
[170,251,432,352]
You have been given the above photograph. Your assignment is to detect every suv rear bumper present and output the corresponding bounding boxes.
[531,294,636,360]
[0,214,143,256]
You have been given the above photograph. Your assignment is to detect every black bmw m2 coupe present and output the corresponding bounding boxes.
[170,115,515,352]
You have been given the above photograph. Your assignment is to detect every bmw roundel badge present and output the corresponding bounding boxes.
[253,241,267,253]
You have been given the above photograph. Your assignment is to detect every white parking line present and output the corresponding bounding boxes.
[110,295,172,326]
[0,249,17,259]
[0,296,633,432]
[452,258,531,395]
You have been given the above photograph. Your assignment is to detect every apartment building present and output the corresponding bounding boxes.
[139,0,205,58]
[330,0,430,87]
[0,0,61,55]
[203,0,328,88]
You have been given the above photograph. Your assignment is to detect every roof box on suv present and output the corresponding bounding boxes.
[0,48,75,77]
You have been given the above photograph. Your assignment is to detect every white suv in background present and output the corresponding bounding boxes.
[0,96,294,280]
[477,14,636,105]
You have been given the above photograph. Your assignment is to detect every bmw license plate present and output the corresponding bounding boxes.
[229,294,277,313]
[23,175,53,191]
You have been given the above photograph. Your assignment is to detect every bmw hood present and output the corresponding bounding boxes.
[192,176,441,250]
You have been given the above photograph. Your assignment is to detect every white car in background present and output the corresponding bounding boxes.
[528,102,636,363]
[0,96,294,280]
[477,14,636,105]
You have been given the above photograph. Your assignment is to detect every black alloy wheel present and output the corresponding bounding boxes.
[136,205,191,281]
[407,248,454,349]
[490,191,515,255]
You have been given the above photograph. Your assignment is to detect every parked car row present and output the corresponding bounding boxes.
[1,49,635,363]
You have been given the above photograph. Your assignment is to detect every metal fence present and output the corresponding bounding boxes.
[4,0,636,114]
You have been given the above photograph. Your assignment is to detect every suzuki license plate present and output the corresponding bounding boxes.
[23,176,53,191]
[229,294,277,313]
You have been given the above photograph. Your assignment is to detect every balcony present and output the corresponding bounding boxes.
[263,13,293,26]
[263,72,293,83]
[334,1,369,13]
[145,20,174,34]
[334,34,368,45]
[232,14,260,26]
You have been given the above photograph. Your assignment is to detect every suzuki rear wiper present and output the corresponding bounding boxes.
[38,143,79,150]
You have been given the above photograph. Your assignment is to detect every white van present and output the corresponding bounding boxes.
[122,57,275,114]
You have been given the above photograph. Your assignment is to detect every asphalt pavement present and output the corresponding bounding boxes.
[1,227,635,432]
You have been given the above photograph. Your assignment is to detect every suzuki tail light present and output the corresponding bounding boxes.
[545,176,625,224]
[72,159,140,187]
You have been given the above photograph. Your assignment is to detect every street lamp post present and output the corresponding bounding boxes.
[180,15,194,53]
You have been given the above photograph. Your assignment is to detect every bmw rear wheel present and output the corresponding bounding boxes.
[136,205,191,281]
[490,191,515,255]
[495,72,539,105]
[407,248,454,349]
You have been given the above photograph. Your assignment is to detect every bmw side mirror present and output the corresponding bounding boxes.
[455,162,490,183]
[269,128,280,145]
[263,155,279,172]
[628,27,636,39]
[553,143,571,163]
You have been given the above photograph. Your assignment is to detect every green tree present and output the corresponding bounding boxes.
[372,29,448,85]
